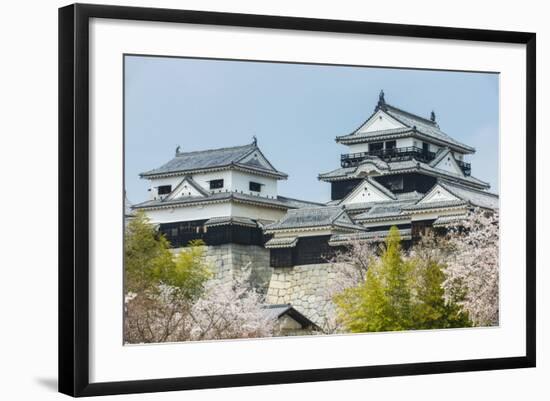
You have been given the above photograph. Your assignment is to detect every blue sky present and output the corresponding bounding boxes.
[125,55,499,204]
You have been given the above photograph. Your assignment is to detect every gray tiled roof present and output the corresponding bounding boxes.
[384,105,475,153]
[204,216,257,228]
[261,304,318,328]
[432,214,467,227]
[140,142,287,178]
[336,104,475,153]
[132,192,317,211]
[354,200,416,221]
[437,181,499,209]
[343,192,421,214]
[264,237,298,249]
[318,158,490,189]
[264,206,362,232]
[329,228,412,246]
[402,199,468,211]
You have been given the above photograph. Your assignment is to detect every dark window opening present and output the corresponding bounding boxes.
[369,142,384,152]
[157,185,172,195]
[209,179,224,189]
[422,142,430,152]
[385,176,404,191]
[385,140,397,150]
[249,181,262,192]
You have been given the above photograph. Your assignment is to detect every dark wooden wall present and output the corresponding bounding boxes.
[159,220,265,248]
[270,235,345,268]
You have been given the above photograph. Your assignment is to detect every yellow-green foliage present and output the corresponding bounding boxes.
[124,211,211,300]
[334,226,470,333]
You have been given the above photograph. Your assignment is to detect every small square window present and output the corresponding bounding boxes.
[369,142,384,152]
[249,182,262,192]
[209,179,224,189]
[157,185,172,195]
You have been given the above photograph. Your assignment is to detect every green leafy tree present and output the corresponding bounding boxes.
[124,210,174,294]
[334,227,412,332]
[124,211,212,343]
[334,226,471,333]
[410,257,471,329]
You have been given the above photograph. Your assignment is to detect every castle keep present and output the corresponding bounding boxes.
[132,91,499,329]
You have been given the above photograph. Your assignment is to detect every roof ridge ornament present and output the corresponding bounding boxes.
[375,89,387,112]
[252,135,257,146]
[430,110,436,123]
[175,145,181,156]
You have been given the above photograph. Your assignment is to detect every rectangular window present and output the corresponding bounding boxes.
[157,185,172,195]
[422,142,430,152]
[368,142,384,153]
[209,179,224,189]
[249,181,262,192]
[385,140,396,150]
[386,176,404,191]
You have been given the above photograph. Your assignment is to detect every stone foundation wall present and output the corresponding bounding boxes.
[174,244,344,329]
[265,263,346,328]
[173,244,272,294]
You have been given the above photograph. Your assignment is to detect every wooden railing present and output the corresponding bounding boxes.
[340,146,436,167]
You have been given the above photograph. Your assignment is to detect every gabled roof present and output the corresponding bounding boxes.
[353,199,416,221]
[264,237,299,249]
[203,216,257,228]
[132,192,318,211]
[436,180,499,209]
[264,206,363,233]
[335,95,475,153]
[140,141,288,179]
[403,180,499,211]
[261,304,319,329]
[165,176,209,200]
[429,147,453,167]
[318,157,490,189]
[339,177,397,205]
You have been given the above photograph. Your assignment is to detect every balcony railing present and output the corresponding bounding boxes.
[340,146,436,167]
[340,146,472,176]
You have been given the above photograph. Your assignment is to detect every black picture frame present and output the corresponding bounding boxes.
[59,3,536,397]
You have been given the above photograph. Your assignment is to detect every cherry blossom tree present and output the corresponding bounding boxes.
[183,273,277,341]
[442,208,499,327]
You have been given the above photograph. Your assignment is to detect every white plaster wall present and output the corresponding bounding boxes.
[189,170,233,193]
[342,181,392,204]
[357,110,404,133]
[231,170,278,198]
[231,202,287,222]
[420,185,458,204]
[143,203,232,223]
[145,169,279,200]
[143,201,287,224]
[145,175,186,200]
[433,155,463,175]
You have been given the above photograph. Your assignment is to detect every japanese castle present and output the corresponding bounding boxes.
[131,91,498,328]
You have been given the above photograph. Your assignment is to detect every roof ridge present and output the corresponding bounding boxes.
[175,142,254,157]
[429,147,452,167]
[438,179,499,197]
[286,205,343,213]
[385,103,437,126]
[276,195,325,206]
[364,177,397,200]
